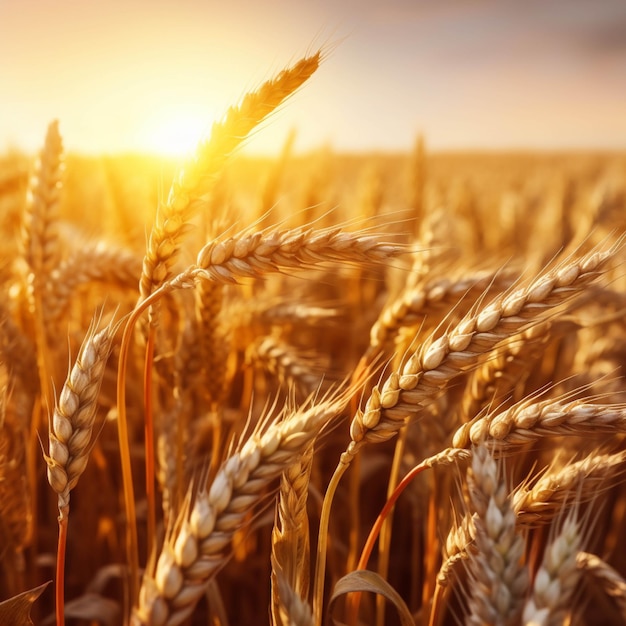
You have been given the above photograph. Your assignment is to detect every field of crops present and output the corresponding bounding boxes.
[1,51,626,625]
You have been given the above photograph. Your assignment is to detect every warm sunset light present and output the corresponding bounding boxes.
[3,1,626,624]
[137,109,211,158]
[1,0,625,156]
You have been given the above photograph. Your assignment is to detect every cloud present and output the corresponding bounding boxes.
[568,16,626,56]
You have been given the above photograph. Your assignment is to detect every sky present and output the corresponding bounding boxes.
[1,0,626,156]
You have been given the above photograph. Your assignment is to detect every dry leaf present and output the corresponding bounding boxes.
[0,582,50,626]
[329,570,413,626]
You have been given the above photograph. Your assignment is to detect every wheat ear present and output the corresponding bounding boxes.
[271,565,315,626]
[348,241,618,457]
[438,513,477,588]
[44,313,118,626]
[452,397,626,450]
[195,280,228,410]
[576,552,626,620]
[45,314,118,518]
[522,508,583,626]
[46,242,141,325]
[252,335,325,399]
[271,445,314,626]
[139,51,321,304]
[513,450,626,526]
[465,444,528,625]
[164,222,406,289]
[369,269,515,353]
[132,386,354,626]
[22,119,63,315]
[459,321,554,422]
[22,120,64,414]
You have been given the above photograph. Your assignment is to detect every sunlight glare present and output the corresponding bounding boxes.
[140,109,212,158]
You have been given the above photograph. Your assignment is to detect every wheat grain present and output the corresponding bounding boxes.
[133,386,353,625]
[348,240,619,458]
[44,314,118,518]
[464,445,527,625]
[271,446,314,626]
[522,508,583,626]
[21,119,63,314]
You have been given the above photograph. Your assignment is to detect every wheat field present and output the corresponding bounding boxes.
[1,51,626,625]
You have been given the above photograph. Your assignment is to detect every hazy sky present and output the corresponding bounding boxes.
[1,0,625,155]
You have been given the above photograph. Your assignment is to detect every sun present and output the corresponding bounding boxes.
[138,108,213,158]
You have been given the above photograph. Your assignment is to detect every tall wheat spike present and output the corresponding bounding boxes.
[139,51,322,307]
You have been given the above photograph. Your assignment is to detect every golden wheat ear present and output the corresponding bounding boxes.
[139,50,323,306]
[45,313,119,518]
[44,311,120,625]
[464,444,528,624]
[522,506,585,625]
[133,382,355,625]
